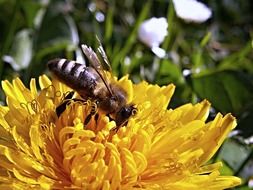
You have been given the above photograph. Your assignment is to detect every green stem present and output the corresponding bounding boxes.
[105,3,114,44]
[156,1,174,79]
[162,0,175,50]
[111,0,152,74]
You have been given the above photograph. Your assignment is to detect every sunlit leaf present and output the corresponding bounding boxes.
[219,160,234,175]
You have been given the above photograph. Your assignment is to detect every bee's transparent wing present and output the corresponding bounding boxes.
[81,44,101,69]
[96,36,112,72]
[81,44,113,96]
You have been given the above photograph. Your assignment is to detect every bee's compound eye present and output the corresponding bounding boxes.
[115,105,137,126]
[120,107,131,118]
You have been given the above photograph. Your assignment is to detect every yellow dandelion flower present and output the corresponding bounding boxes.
[0,75,241,189]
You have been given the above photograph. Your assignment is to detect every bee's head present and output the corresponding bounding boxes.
[115,104,137,126]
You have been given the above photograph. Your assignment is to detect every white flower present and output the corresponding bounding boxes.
[138,17,168,58]
[138,17,168,48]
[249,178,253,188]
[150,46,167,58]
[173,0,212,23]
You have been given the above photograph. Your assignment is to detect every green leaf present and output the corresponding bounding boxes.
[157,59,183,85]
[200,32,211,47]
[218,139,251,172]
[3,29,33,71]
[219,160,234,175]
[188,70,253,114]
[219,42,253,73]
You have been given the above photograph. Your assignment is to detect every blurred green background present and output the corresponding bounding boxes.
[0,0,253,188]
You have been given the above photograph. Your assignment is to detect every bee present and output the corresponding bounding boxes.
[47,42,137,129]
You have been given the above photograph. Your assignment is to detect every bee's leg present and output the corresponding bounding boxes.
[94,113,99,124]
[56,91,75,117]
[56,100,70,117]
[111,121,128,132]
[107,121,128,142]
[83,101,98,126]
[84,114,92,126]
[106,114,113,122]
[56,91,86,117]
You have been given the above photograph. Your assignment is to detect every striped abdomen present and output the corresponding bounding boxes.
[47,58,101,99]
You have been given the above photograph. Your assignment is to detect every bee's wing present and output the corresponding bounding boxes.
[81,44,101,69]
[81,44,114,96]
[96,36,112,72]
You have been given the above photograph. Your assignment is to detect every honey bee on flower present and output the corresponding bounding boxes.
[48,43,137,130]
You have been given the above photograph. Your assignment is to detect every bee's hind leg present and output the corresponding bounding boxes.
[57,92,99,127]
[56,91,75,117]
[83,101,99,127]
[56,91,86,117]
